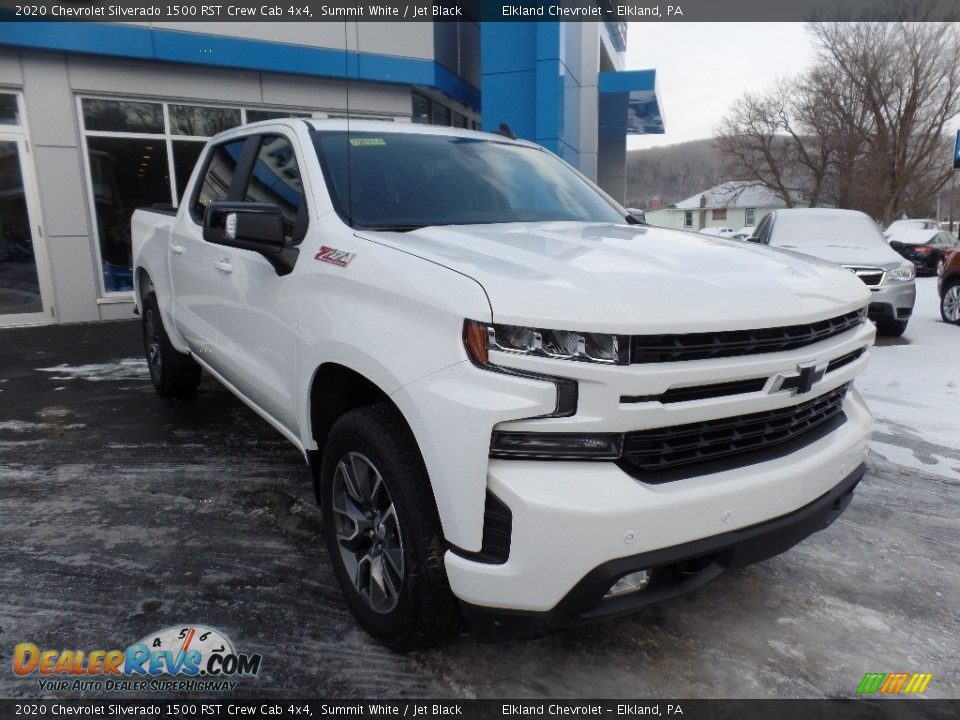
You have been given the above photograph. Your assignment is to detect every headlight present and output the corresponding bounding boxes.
[463,320,629,365]
[888,264,916,282]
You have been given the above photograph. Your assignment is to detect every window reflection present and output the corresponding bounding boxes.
[82,99,164,133]
[169,105,241,137]
[87,137,170,291]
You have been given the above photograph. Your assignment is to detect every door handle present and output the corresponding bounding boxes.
[213,258,234,273]
[169,242,186,255]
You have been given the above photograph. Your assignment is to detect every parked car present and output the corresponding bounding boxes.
[887,229,957,276]
[884,218,937,237]
[750,208,916,336]
[730,227,755,240]
[698,226,735,237]
[939,245,960,324]
[132,121,875,649]
[939,239,959,276]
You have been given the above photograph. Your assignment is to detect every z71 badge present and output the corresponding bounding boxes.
[315,246,356,267]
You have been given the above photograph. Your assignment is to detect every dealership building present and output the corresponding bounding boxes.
[0,19,663,326]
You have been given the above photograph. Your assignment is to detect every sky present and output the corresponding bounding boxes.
[625,23,817,150]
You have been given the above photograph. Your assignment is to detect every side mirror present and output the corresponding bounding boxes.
[745,235,762,243]
[203,202,298,274]
[203,202,285,251]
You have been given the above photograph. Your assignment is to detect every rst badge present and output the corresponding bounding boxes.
[315,246,356,267]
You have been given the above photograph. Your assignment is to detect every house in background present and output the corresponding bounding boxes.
[645,181,805,232]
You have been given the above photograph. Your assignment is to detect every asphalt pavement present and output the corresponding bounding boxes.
[0,277,957,699]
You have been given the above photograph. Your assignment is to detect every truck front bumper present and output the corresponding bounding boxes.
[445,388,872,636]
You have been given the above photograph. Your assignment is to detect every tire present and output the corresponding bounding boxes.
[141,291,202,398]
[876,318,909,337]
[941,281,960,324]
[320,403,457,651]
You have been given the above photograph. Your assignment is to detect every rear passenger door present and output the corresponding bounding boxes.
[170,137,248,357]
[212,132,308,433]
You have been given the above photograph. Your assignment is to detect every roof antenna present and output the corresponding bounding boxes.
[492,122,516,140]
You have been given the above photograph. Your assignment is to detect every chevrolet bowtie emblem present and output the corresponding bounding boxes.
[770,361,827,395]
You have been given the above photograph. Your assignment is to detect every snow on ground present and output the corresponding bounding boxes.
[857,277,960,480]
[36,358,149,382]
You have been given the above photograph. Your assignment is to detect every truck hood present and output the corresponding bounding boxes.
[359,222,872,333]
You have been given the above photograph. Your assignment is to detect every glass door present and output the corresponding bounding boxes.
[0,131,51,326]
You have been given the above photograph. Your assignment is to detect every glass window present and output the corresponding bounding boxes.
[0,94,19,125]
[451,111,467,129]
[172,140,206,204]
[412,93,430,124]
[745,208,756,226]
[312,131,625,230]
[194,139,246,221]
[86,137,170,292]
[82,99,164,133]
[431,103,451,126]
[244,135,305,241]
[246,109,311,123]
[169,104,241,137]
[684,210,693,228]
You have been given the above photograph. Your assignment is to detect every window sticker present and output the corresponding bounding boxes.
[348,138,386,147]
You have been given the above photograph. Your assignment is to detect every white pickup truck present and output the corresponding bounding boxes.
[132,120,875,650]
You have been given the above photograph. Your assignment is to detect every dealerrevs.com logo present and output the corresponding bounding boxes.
[13,625,262,693]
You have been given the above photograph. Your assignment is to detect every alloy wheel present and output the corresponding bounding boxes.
[944,285,960,323]
[331,452,404,614]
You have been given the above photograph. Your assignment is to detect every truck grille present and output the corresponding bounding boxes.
[620,383,849,475]
[630,310,865,363]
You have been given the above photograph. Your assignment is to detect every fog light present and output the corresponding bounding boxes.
[605,570,652,598]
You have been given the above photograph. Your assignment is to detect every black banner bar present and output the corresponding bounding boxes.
[0,0,959,22]
[0,700,958,720]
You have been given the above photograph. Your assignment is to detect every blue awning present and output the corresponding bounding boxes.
[598,69,665,136]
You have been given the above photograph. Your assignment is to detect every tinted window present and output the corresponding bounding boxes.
[87,137,170,291]
[0,94,19,125]
[243,135,305,240]
[82,99,163,133]
[312,131,626,229]
[194,139,246,221]
[172,140,206,204]
[169,105,241,136]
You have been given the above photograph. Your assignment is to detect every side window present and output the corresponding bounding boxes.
[193,139,246,221]
[243,134,306,241]
[745,208,756,226]
[683,210,693,228]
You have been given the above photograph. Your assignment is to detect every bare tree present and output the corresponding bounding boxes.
[716,10,960,223]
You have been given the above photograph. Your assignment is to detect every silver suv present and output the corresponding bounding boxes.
[750,208,916,336]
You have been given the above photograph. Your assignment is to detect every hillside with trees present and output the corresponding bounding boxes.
[624,140,731,210]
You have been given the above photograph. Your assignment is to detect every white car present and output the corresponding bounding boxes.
[698,226,736,237]
[132,120,875,649]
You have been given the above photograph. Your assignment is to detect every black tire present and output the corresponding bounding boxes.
[141,291,202,398]
[320,403,457,651]
[941,280,960,324]
[877,318,909,337]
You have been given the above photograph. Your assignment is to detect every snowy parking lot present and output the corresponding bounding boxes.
[0,277,957,699]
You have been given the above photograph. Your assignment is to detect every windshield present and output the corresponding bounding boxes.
[770,212,888,250]
[311,130,626,230]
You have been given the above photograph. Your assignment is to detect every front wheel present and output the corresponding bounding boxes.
[320,403,457,651]
[942,282,960,324]
[141,291,202,398]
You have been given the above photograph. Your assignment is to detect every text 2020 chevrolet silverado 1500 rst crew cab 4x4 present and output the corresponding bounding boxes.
[132,120,875,650]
